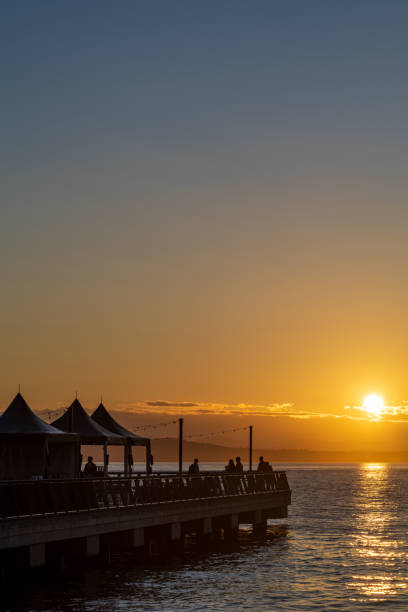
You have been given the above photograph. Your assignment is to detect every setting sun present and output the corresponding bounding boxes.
[363,394,384,418]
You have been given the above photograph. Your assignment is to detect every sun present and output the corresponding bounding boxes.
[363,394,384,418]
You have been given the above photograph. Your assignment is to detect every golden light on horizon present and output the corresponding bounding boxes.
[362,394,384,418]
[363,463,386,471]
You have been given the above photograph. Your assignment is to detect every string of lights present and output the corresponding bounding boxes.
[185,425,249,440]
[43,408,177,431]
[131,419,178,432]
[44,407,65,422]
[43,410,247,440]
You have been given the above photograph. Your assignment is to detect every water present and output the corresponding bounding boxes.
[4,463,408,611]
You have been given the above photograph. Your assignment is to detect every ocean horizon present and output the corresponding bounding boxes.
[108,460,408,472]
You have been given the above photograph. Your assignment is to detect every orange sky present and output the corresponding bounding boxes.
[2,3,408,453]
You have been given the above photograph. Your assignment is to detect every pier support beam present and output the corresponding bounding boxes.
[197,517,213,549]
[171,522,182,541]
[231,514,239,529]
[85,535,100,557]
[253,509,267,533]
[132,528,144,548]
[223,514,239,541]
[29,543,45,568]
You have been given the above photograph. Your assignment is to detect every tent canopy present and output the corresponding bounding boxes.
[0,394,80,480]
[51,398,124,445]
[91,403,150,447]
[0,393,76,441]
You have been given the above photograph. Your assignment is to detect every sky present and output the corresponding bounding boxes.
[2,1,408,450]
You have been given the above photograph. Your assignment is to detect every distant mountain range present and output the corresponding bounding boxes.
[86,437,408,464]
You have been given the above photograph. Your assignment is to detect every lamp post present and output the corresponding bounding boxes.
[249,425,253,472]
[178,418,183,473]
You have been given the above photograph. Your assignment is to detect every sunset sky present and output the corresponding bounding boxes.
[2,2,408,451]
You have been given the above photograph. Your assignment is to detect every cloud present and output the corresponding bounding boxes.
[345,402,408,422]
[35,397,408,428]
[117,400,296,417]
[146,401,200,408]
[115,400,372,421]
[39,397,408,424]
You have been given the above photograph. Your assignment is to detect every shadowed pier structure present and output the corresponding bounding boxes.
[0,394,291,571]
[0,471,291,569]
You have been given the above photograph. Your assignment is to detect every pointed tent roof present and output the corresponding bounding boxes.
[51,398,124,445]
[0,393,76,440]
[91,403,150,447]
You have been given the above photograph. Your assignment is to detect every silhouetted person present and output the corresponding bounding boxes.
[235,456,244,473]
[127,451,134,473]
[83,456,97,477]
[257,456,267,472]
[188,458,200,474]
[265,461,273,472]
[225,459,235,473]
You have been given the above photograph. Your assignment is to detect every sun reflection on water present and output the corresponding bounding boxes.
[364,462,386,470]
[347,463,408,603]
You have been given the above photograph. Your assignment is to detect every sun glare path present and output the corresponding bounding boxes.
[363,394,384,418]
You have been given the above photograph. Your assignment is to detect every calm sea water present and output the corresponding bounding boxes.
[4,463,408,611]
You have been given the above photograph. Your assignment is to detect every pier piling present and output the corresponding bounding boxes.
[85,535,100,557]
[132,528,144,549]
[29,543,45,568]
[171,522,182,541]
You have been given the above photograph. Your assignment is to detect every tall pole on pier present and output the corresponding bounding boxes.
[249,425,253,472]
[103,441,108,477]
[178,418,183,474]
[69,403,73,432]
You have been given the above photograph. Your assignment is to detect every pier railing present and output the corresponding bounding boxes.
[0,471,290,519]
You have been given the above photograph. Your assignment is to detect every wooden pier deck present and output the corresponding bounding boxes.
[0,471,291,568]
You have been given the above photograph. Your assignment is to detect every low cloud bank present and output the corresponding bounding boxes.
[115,399,408,422]
[42,399,408,425]
[346,401,408,422]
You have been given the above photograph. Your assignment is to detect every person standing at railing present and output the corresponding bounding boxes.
[263,461,273,489]
[235,457,244,473]
[225,459,235,473]
[83,456,97,477]
[233,457,244,493]
[257,456,267,472]
[188,458,200,474]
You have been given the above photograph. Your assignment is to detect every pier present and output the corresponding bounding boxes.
[0,393,291,572]
[0,471,291,569]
